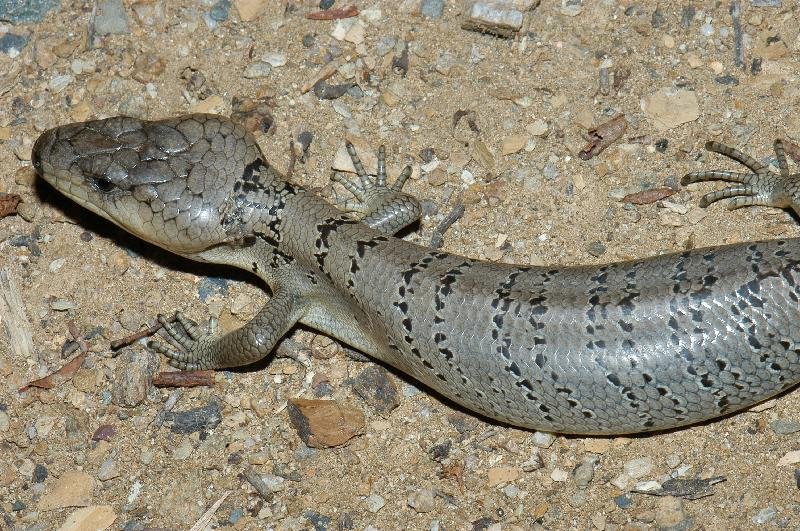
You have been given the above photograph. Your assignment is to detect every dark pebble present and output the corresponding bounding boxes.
[337,513,355,530]
[165,400,222,436]
[655,138,668,153]
[587,241,606,257]
[209,0,231,21]
[794,469,800,489]
[650,7,665,27]
[751,57,763,75]
[313,80,356,100]
[8,233,41,256]
[227,451,244,465]
[680,4,695,27]
[346,85,364,98]
[229,507,245,525]
[32,463,48,483]
[302,34,316,48]
[419,147,435,163]
[472,517,499,531]
[447,412,477,434]
[420,0,445,19]
[429,439,452,462]
[304,510,332,531]
[297,131,314,153]
[714,74,739,86]
[319,0,334,9]
[624,5,644,16]
[614,494,633,509]
[79,231,93,242]
[0,33,28,54]
[121,520,146,531]
[770,419,800,435]
[91,424,116,441]
[313,379,333,397]
[0,0,59,23]
[197,277,229,302]
[11,501,26,512]
[352,365,400,414]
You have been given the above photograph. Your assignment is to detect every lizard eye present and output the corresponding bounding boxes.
[92,177,115,193]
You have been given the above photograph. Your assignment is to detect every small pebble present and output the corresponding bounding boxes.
[531,431,555,448]
[366,494,386,513]
[209,0,231,21]
[94,0,131,34]
[714,74,739,86]
[165,400,222,435]
[614,495,632,509]
[319,0,334,9]
[32,464,48,483]
[752,506,777,525]
[0,33,28,55]
[573,458,596,487]
[420,0,444,18]
[569,490,587,507]
[550,468,569,482]
[586,241,606,257]
[623,457,653,479]
[769,419,800,435]
[655,497,689,529]
[407,489,436,513]
[243,61,272,79]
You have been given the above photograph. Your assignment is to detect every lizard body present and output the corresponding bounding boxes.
[32,114,800,435]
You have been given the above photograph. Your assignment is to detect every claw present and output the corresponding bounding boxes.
[685,139,800,213]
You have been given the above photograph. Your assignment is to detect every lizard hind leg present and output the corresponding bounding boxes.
[682,140,800,213]
[332,142,422,235]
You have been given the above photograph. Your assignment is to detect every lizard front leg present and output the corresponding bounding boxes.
[151,281,304,370]
[332,143,422,235]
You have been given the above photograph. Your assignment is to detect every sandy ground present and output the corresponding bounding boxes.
[2,0,800,529]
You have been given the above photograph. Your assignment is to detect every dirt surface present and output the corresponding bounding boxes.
[2,0,800,529]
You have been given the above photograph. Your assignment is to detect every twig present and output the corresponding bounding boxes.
[430,204,465,249]
[110,316,177,351]
[188,491,230,531]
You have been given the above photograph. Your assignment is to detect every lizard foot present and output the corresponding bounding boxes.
[332,142,421,234]
[682,139,800,211]
[148,312,218,370]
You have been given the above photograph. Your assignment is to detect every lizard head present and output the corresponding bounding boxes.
[33,114,261,257]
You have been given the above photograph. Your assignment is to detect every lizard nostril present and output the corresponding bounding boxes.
[31,129,56,174]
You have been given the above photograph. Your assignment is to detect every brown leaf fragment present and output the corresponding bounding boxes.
[306,5,358,20]
[0,192,22,218]
[287,398,365,448]
[20,352,87,392]
[622,186,676,205]
[152,370,216,388]
[579,114,628,160]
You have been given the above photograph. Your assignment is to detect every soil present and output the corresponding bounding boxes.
[2,0,800,529]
